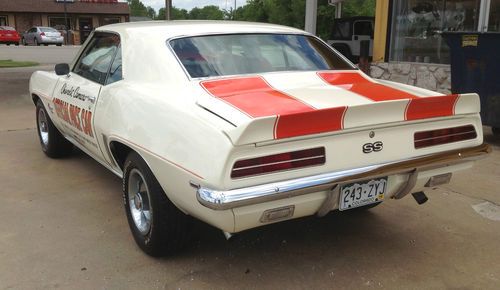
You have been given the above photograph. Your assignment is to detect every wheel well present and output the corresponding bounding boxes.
[32,94,40,105]
[109,141,134,170]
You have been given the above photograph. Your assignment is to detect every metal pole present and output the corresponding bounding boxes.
[234,0,236,20]
[165,0,172,20]
[63,0,69,45]
[304,0,317,34]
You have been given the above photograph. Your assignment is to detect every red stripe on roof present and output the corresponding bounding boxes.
[317,72,419,101]
[275,106,347,139]
[201,76,314,118]
[406,94,459,120]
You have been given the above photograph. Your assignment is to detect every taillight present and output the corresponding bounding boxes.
[414,125,477,149]
[231,147,325,178]
[40,32,45,36]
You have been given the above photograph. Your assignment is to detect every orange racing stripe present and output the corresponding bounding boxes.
[201,76,347,139]
[317,72,418,101]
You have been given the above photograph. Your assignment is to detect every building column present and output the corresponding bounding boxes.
[372,0,390,62]
[304,0,317,34]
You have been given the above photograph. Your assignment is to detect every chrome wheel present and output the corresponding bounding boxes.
[37,108,49,146]
[128,169,153,235]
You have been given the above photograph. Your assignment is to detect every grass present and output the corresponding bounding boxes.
[0,59,39,68]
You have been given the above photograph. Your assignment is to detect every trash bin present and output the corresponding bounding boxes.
[442,32,500,134]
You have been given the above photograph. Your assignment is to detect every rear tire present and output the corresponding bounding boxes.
[56,43,62,47]
[22,38,27,46]
[36,100,73,158]
[34,38,39,46]
[123,152,191,257]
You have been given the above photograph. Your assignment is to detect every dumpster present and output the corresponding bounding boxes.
[442,32,500,135]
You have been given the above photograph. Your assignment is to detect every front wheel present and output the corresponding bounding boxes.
[36,100,73,158]
[123,152,191,257]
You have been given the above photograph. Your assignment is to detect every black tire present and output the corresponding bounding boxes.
[34,38,39,46]
[123,152,191,257]
[15,43,19,46]
[492,127,500,136]
[36,100,73,158]
[6,43,10,46]
[56,43,62,47]
[22,38,27,46]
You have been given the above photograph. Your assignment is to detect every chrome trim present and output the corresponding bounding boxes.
[196,144,491,210]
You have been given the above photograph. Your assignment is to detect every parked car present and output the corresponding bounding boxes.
[29,21,490,257]
[22,26,63,46]
[327,16,374,63]
[0,26,20,45]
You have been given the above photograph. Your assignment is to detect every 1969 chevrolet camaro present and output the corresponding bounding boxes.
[30,21,490,256]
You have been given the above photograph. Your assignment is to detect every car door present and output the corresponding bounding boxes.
[26,28,35,44]
[52,32,120,162]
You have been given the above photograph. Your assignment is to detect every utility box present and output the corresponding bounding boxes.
[443,32,500,134]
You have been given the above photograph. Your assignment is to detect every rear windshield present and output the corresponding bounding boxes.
[40,27,58,32]
[0,26,16,31]
[170,33,355,78]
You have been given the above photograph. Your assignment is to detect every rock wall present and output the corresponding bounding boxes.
[370,62,451,94]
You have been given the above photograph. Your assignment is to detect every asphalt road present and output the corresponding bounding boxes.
[0,45,80,64]
[1,48,500,289]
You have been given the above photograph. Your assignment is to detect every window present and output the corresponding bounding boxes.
[0,16,7,26]
[73,33,120,85]
[170,34,355,78]
[331,21,351,40]
[489,0,500,31]
[102,17,121,26]
[353,21,373,36]
[106,46,122,85]
[49,17,71,30]
[40,27,58,33]
[389,0,481,64]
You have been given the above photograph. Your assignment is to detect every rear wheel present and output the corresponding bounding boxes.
[36,100,73,158]
[22,38,27,46]
[34,38,39,46]
[123,152,191,257]
[56,43,62,47]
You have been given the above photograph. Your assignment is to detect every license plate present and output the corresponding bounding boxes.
[339,177,387,210]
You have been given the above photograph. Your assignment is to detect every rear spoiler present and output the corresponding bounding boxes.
[221,93,481,146]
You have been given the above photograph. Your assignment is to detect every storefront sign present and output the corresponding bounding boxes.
[462,35,478,47]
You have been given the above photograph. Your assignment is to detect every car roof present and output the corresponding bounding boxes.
[96,20,307,38]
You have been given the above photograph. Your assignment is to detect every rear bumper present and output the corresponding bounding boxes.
[40,36,63,44]
[196,143,491,210]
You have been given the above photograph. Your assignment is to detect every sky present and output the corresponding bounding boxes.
[140,0,248,12]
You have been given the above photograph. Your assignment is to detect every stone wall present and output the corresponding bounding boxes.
[370,62,451,94]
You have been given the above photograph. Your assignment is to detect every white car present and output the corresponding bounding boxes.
[29,21,490,256]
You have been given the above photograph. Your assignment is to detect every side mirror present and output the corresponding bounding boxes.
[55,63,70,76]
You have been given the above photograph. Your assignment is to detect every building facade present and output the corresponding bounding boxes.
[372,0,499,93]
[0,0,129,44]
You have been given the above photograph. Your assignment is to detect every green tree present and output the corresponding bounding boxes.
[157,7,189,20]
[127,0,149,17]
[189,5,225,20]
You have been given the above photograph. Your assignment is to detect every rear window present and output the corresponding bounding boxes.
[40,27,58,32]
[170,33,355,78]
[0,26,15,31]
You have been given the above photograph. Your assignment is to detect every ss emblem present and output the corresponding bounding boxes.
[362,141,383,153]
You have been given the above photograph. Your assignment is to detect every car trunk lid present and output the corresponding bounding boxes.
[196,70,480,146]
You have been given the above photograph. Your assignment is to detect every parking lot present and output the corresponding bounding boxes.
[1,47,500,289]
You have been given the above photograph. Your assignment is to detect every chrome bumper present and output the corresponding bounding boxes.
[196,144,491,210]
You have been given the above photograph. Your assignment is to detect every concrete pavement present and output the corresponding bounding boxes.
[0,45,80,64]
[1,51,500,289]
